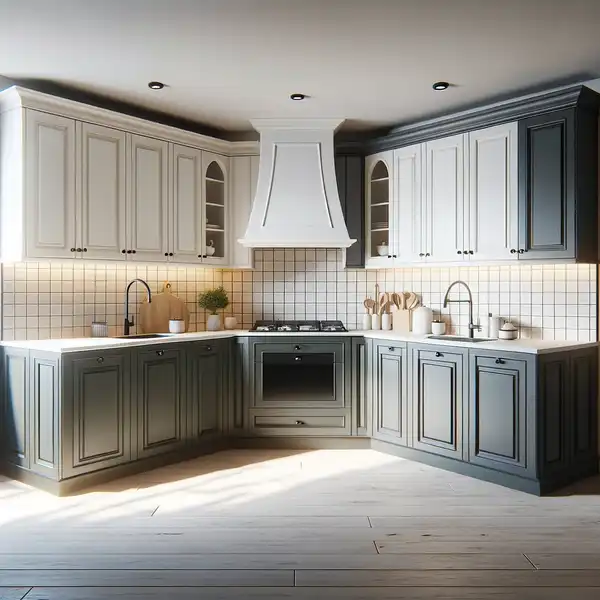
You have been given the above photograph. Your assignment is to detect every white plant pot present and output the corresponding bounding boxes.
[224,316,237,330]
[206,314,221,331]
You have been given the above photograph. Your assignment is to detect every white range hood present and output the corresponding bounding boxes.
[239,118,355,248]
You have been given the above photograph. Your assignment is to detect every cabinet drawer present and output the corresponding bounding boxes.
[249,409,350,436]
[253,342,345,363]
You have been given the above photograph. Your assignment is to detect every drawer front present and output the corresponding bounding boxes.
[253,342,345,363]
[249,409,351,437]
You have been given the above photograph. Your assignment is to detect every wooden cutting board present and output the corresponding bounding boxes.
[139,282,189,334]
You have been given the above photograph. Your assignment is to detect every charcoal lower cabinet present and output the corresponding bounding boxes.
[468,353,535,478]
[62,351,131,478]
[135,346,186,459]
[411,346,467,460]
[372,342,408,445]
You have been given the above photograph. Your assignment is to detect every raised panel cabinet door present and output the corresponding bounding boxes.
[202,151,229,266]
[25,110,76,259]
[136,347,186,459]
[351,337,370,436]
[373,344,408,445]
[468,123,519,261]
[128,134,169,261]
[424,134,466,261]
[394,144,424,262]
[62,352,131,479]
[2,348,29,468]
[78,122,127,260]
[570,348,598,465]
[171,144,203,263]
[336,154,365,268]
[188,346,222,439]
[469,354,535,477]
[518,110,575,259]
[411,347,466,460]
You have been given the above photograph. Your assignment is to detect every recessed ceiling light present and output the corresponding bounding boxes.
[432,81,450,91]
[290,93,306,101]
[148,81,165,90]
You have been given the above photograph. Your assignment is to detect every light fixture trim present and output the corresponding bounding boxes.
[148,81,165,90]
[290,93,306,101]
[432,81,450,91]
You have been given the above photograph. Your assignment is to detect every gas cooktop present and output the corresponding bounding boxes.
[251,320,347,333]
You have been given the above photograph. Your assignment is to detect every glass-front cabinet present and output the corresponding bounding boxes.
[365,151,395,268]
[201,152,229,265]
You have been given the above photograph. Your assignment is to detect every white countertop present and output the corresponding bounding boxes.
[1,329,596,355]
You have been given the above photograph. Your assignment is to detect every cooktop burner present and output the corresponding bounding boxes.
[251,320,347,332]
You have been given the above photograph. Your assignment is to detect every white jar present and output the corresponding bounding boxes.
[431,321,446,335]
[498,321,518,340]
[371,313,381,330]
[381,313,392,331]
[169,319,185,334]
[362,313,372,330]
[412,306,433,335]
[224,316,237,330]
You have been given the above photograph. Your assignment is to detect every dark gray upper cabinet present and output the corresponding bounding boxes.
[518,101,598,261]
[411,346,467,461]
[188,343,222,440]
[372,343,408,445]
[469,353,535,478]
[335,153,365,268]
[135,347,186,459]
[62,351,131,479]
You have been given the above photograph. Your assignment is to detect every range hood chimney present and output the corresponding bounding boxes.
[239,118,355,248]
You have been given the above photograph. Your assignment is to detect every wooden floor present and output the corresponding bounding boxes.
[2,449,600,599]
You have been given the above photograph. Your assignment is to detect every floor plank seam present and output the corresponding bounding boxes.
[150,506,159,517]
[373,541,380,555]
[19,588,33,600]
[367,516,373,528]
[522,554,539,570]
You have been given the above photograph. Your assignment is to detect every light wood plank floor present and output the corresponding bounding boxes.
[2,448,600,599]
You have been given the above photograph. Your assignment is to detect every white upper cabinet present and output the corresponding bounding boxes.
[25,110,76,259]
[78,122,127,260]
[424,134,466,262]
[467,123,518,261]
[230,155,259,269]
[128,134,169,262]
[201,152,229,266]
[171,144,203,262]
[365,151,394,268]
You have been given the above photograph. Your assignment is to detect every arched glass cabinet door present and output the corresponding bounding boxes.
[202,153,229,264]
[366,154,393,266]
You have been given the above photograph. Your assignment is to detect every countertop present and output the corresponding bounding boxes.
[1,329,597,355]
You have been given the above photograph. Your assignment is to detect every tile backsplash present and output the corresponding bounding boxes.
[1,250,597,342]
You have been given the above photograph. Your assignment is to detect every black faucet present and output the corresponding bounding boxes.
[442,280,481,339]
[124,279,152,336]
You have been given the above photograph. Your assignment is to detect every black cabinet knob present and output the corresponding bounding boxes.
[388,347,395,352]
[295,420,305,426]
[165,253,169,257]
[419,253,424,257]
[169,252,174,257]
[121,249,126,254]
[76,248,83,252]
[495,358,505,365]
[294,356,302,361]
[435,352,442,357]
[83,248,88,252]
[425,253,430,257]
[510,249,517,254]
[132,250,136,254]
[387,255,391,258]
[518,249,525,254]
[70,247,76,252]
[457,250,462,255]
[393,254,397,258]
[126,250,132,254]
[156,350,164,356]
[469,250,474,255]
[294,345,301,351]
[96,357,104,364]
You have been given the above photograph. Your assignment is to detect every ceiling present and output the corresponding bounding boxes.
[2,0,600,135]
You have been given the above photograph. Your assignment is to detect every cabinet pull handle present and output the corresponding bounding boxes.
[294,356,302,361]
[495,358,505,364]
[156,350,164,356]
[469,250,474,255]
[294,345,301,351]
[435,352,442,357]
[197,255,202,258]
[295,420,305,426]
[96,357,104,364]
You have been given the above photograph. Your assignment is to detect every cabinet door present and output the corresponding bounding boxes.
[336,154,365,268]
[63,352,131,478]
[135,347,186,459]
[518,110,575,259]
[202,152,229,265]
[570,349,598,466]
[230,155,255,269]
[128,134,169,261]
[365,152,395,267]
[469,354,535,477]
[188,345,222,439]
[25,110,76,259]
[2,348,29,469]
[78,123,127,260]
[373,343,408,445]
[468,123,519,261]
[424,134,466,261]
[411,346,466,460]
[172,144,203,263]
[352,337,370,436]
[395,144,424,262]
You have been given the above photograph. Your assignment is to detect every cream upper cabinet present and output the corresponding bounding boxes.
[128,134,169,262]
[467,123,519,261]
[230,155,259,269]
[424,134,466,262]
[171,144,203,263]
[78,122,127,260]
[201,152,229,266]
[25,110,76,259]
[365,151,394,268]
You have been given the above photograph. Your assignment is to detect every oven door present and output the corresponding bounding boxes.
[254,350,345,408]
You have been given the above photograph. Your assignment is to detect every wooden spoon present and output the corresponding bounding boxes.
[363,298,376,315]
[379,292,391,315]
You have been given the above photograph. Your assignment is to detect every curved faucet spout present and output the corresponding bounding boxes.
[124,278,152,336]
[442,280,479,339]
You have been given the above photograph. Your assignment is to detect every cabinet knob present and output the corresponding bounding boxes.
[518,249,525,254]
[70,248,76,252]
[294,356,302,361]
[425,253,430,257]
[197,255,202,259]
[295,420,305,426]
[126,250,132,254]
[510,249,517,254]
[419,253,424,257]
[495,358,505,365]
[294,345,301,351]
[393,254,397,258]
[132,250,136,254]
[83,248,88,252]
[388,347,395,352]
[76,247,83,252]
[469,250,474,255]
[121,249,126,254]
[96,357,104,364]
[205,346,212,351]
[169,252,174,257]
[165,253,169,257]
[435,352,442,357]
[457,250,462,255]
[156,350,164,356]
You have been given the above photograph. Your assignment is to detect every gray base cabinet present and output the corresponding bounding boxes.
[2,348,29,469]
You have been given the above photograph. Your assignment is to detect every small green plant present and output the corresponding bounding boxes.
[198,286,229,315]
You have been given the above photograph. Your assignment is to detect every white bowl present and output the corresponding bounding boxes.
[377,245,389,256]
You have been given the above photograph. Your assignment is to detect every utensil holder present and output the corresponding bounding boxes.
[362,314,372,330]
[381,313,392,331]
[371,314,381,330]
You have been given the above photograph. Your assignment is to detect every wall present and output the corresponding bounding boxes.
[1,251,597,342]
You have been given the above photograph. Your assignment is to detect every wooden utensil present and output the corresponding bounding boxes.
[374,283,380,306]
[406,292,419,311]
[363,298,376,315]
[379,292,391,315]
[139,281,190,334]
[392,291,411,333]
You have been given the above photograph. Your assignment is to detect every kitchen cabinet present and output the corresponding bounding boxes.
[25,110,77,259]
[372,343,408,445]
[411,345,467,460]
[202,152,229,265]
[135,346,186,459]
[187,342,223,439]
[78,122,127,260]
[468,353,535,478]
[351,337,370,436]
[62,351,131,478]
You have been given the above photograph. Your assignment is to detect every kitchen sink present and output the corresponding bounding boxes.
[427,335,493,343]
[113,333,177,339]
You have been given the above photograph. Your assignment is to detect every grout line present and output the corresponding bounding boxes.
[367,516,373,528]
[522,553,538,570]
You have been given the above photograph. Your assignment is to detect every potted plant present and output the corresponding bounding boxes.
[198,286,229,331]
